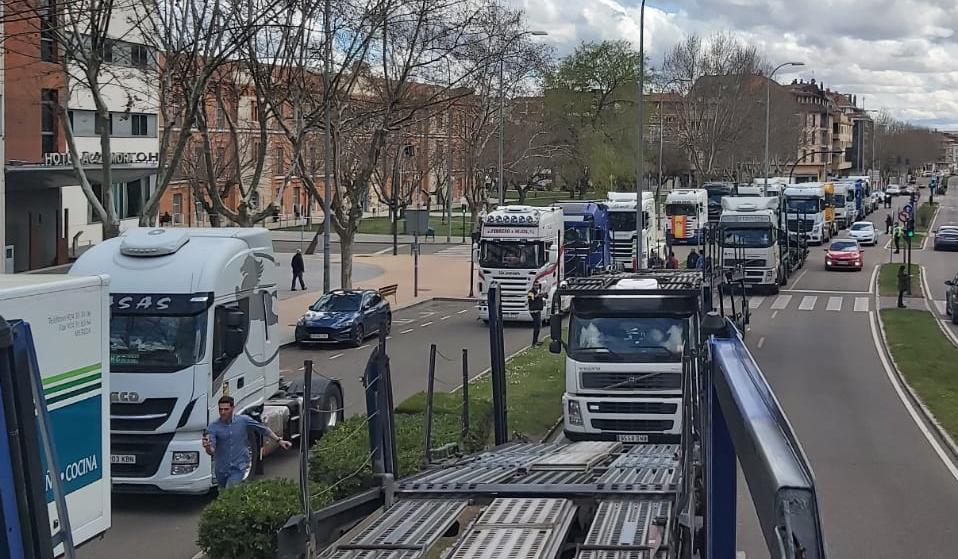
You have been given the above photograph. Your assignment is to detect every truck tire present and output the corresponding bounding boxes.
[952,307,958,325]
[246,430,263,480]
[311,384,344,443]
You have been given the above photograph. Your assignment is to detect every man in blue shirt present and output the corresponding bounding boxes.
[202,395,292,489]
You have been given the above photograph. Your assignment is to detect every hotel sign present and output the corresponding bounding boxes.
[43,151,160,166]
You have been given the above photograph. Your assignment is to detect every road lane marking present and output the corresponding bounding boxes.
[868,264,880,294]
[868,310,958,483]
[421,321,433,327]
[757,336,766,349]
[771,310,779,319]
[854,297,869,312]
[933,300,947,315]
[791,269,808,288]
[798,296,817,311]
[357,344,370,350]
[782,289,869,295]
[771,295,792,310]
[328,353,343,360]
[457,309,469,314]
[748,297,765,310]
[826,296,843,311]
[400,328,414,334]
[372,247,394,255]
[394,318,414,325]
[440,315,451,320]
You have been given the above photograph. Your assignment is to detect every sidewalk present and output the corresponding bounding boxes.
[274,251,474,343]
[271,230,471,245]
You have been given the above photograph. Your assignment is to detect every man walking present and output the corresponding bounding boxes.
[203,396,292,489]
[893,224,901,254]
[897,265,909,308]
[291,249,306,291]
[885,213,893,234]
[527,283,545,346]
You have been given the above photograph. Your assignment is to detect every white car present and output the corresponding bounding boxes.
[886,184,902,196]
[848,221,878,245]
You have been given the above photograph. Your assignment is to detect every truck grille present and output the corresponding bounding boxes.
[587,401,678,415]
[611,239,633,259]
[723,258,768,268]
[111,398,177,431]
[787,219,815,233]
[581,372,681,391]
[111,433,175,478]
[591,419,674,432]
[487,276,531,311]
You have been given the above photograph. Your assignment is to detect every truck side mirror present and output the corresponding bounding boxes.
[226,308,245,328]
[549,316,562,354]
[946,280,954,287]
[224,327,245,358]
[548,245,558,264]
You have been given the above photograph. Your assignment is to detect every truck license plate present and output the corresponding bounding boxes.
[111,454,136,464]
[310,333,329,340]
[616,434,648,443]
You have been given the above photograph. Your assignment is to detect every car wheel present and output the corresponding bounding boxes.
[351,325,365,347]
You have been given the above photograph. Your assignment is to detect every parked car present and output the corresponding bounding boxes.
[295,289,392,346]
[886,184,902,196]
[870,191,885,208]
[825,239,864,271]
[933,225,958,251]
[922,170,932,178]
[945,273,958,325]
[848,221,878,245]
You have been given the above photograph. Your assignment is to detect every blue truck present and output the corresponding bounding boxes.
[552,201,613,277]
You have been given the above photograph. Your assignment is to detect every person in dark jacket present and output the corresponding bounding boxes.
[686,249,699,269]
[291,249,306,291]
[527,283,545,346]
[897,265,909,308]
[885,213,893,234]
[666,251,679,269]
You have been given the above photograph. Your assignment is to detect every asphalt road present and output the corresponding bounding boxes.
[80,299,533,559]
[735,183,958,557]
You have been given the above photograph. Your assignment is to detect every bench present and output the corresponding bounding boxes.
[379,284,399,304]
[425,227,435,242]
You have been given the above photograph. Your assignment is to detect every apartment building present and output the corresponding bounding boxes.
[788,79,839,182]
[3,4,159,271]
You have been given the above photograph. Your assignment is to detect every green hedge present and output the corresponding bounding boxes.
[197,478,332,559]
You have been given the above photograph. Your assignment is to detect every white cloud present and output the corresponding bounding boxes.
[511,0,958,129]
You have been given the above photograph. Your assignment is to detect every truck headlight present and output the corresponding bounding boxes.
[567,400,583,426]
[171,451,200,475]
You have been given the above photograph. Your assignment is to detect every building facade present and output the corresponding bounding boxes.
[3,5,159,271]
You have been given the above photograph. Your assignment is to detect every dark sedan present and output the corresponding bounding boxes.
[295,289,391,346]
[933,226,958,251]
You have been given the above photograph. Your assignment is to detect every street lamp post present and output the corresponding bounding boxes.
[764,61,804,196]
[635,0,647,269]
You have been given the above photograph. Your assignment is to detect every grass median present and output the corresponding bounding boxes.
[881,308,958,441]
[878,263,922,297]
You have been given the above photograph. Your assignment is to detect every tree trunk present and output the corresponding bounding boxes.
[517,187,528,204]
[339,232,354,289]
[101,220,121,240]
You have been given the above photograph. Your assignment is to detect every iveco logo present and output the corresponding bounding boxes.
[111,391,141,403]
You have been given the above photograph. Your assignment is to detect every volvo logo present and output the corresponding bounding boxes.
[111,391,141,403]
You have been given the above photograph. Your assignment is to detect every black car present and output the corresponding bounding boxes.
[934,225,958,251]
[946,273,958,325]
[295,289,391,346]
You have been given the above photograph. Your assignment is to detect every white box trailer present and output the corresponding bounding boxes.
[0,274,111,552]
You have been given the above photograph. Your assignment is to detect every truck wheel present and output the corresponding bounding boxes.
[311,384,344,443]
[246,431,263,480]
[952,307,958,325]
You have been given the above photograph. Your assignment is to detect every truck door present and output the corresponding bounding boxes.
[210,298,253,405]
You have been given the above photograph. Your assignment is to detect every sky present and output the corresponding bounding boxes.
[510,0,958,130]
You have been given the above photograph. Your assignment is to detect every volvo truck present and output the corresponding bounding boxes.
[606,192,657,271]
[0,275,111,552]
[70,228,343,494]
[665,189,708,245]
[552,201,613,277]
[719,197,786,291]
[476,205,563,322]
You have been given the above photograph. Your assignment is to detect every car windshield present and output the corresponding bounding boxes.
[564,226,593,247]
[786,198,820,213]
[479,240,544,268]
[110,314,206,373]
[830,241,859,252]
[721,227,773,248]
[851,223,872,231]
[608,212,636,232]
[666,203,697,216]
[569,315,686,363]
[311,292,363,312]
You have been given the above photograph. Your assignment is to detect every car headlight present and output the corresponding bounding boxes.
[567,400,583,426]
[297,317,305,326]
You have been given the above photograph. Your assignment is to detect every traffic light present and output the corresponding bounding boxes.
[906,218,915,238]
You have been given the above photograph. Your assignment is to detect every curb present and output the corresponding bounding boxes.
[871,271,958,464]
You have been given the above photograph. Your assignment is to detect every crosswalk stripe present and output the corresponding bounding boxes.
[748,296,765,309]
[934,300,947,316]
[826,296,842,311]
[798,296,817,311]
[771,295,792,310]
[854,297,869,312]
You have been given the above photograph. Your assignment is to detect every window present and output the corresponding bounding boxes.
[211,298,250,385]
[94,112,113,135]
[131,114,149,136]
[250,100,259,123]
[274,147,284,174]
[172,193,183,222]
[215,105,225,128]
[131,44,150,68]
[89,180,150,222]
[109,314,207,373]
[40,0,57,62]
[41,89,58,155]
[102,40,114,63]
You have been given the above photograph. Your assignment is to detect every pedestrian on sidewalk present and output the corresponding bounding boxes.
[666,251,679,269]
[885,213,893,234]
[527,283,545,346]
[893,225,901,254]
[203,396,292,489]
[291,249,306,291]
[686,249,699,269]
[897,265,909,308]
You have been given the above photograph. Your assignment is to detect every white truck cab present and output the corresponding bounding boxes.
[784,185,829,244]
[665,189,708,245]
[606,192,657,270]
[719,196,784,291]
[477,206,563,322]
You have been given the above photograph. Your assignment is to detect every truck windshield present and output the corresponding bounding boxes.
[564,226,592,248]
[479,241,544,269]
[834,194,846,206]
[666,203,697,217]
[608,212,636,232]
[569,316,685,363]
[110,314,206,373]
[722,227,773,248]
[786,198,820,213]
